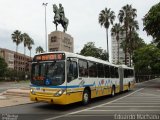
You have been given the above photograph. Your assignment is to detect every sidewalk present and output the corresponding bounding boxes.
[0,81,34,107]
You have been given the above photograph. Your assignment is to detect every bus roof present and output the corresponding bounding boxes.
[35,51,133,69]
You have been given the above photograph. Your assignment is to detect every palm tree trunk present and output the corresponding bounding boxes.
[29,49,32,79]
[129,53,132,67]
[117,40,120,64]
[24,46,26,80]
[125,27,128,65]
[16,45,18,81]
[129,27,132,67]
[106,28,109,62]
[24,47,26,56]
[30,50,31,59]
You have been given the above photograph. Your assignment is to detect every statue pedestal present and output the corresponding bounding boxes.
[48,31,74,53]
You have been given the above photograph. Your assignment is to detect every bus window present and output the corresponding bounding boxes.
[97,63,104,78]
[115,67,119,78]
[110,66,114,78]
[124,69,128,78]
[31,61,65,86]
[128,70,131,77]
[88,61,97,77]
[32,63,39,76]
[104,65,110,78]
[128,69,134,77]
[39,63,45,76]
[124,69,126,78]
[131,70,134,77]
[79,60,88,77]
[67,60,78,82]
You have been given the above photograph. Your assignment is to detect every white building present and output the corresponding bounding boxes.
[111,32,130,66]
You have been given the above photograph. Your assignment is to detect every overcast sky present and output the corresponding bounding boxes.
[0,0,159,60]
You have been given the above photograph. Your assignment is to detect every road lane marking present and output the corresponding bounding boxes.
[114,101,160,102]
[45,88,144,120]
[111,103,160,104]
[97,106,160,107]
[85,110,160,112]
[125,96,160,97]
[114,101,160,103]
[138,92,160,97]
[64,115,113,117]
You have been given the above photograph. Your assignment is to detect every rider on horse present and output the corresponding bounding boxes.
[59,4,65,22]
[53,3,69,32]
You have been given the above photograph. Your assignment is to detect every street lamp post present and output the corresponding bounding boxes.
[42,3,48,52]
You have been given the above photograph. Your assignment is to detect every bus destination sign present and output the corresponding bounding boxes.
[34,53,65,61]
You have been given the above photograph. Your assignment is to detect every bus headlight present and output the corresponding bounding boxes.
[54,89,65,97]
[30,88,35,95]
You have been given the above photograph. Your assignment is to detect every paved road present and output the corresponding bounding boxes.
[0,81,29,93]
[0,78,160,120]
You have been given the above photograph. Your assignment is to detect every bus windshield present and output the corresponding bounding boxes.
[31,61,65,86]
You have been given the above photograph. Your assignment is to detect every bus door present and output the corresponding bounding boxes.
[66,57,78,85]
[66,58,78,103]
[119,67,124,92]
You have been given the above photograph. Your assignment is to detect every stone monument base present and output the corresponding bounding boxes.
[48,31,74,53]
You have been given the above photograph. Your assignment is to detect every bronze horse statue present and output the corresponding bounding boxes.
[53,4,69,32]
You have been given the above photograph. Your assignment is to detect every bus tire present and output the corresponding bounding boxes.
[111,86,115,97]
[82,89,90,105]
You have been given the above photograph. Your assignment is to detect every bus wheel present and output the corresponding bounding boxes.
[82,89,90,105]
[111,86,115,97]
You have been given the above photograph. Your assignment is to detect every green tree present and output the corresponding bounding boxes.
[98,8,115,61]
[111,23,123,64]
[27,37,34,58]
[99,50,108,61]
[133,44,160,74]
[118,4,137,65]
[11,30,23,80]
[11,30,23,54]
[128,19,139,66]
[143,2,160,48]
[36,46,44,54]
[22,33,30,56]
[0,57,7,77]
[5,68,16,80]
[121,31,145,66]
[80,42,109,61]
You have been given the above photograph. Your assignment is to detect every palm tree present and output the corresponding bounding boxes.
[118,4,137,65]
[22,33,30,56]
[111,23,123,64]
[21,33,31,79]
[98,8,115,61]
[27,37,34,59]
[11,30,23,80]
[128,19,139,66]
[11,30,23,54]
[36,46,44,54]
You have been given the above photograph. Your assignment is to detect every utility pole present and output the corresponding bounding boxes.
[42,3,48,52]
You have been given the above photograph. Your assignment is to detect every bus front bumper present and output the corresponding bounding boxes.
[30,93,68,105]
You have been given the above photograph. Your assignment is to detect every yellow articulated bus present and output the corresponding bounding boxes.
[30,51,135,105]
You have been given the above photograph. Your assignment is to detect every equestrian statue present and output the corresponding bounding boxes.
[53,3,69,32]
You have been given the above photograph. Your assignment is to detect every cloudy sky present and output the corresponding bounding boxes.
[0,0,159,60]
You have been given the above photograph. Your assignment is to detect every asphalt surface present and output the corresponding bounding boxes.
[0,78,160,120]
[0,81,29,93]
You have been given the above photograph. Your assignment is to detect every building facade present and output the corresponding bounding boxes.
[48,31,74,52]
[0,48,31,72]
[111,33,130,66]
